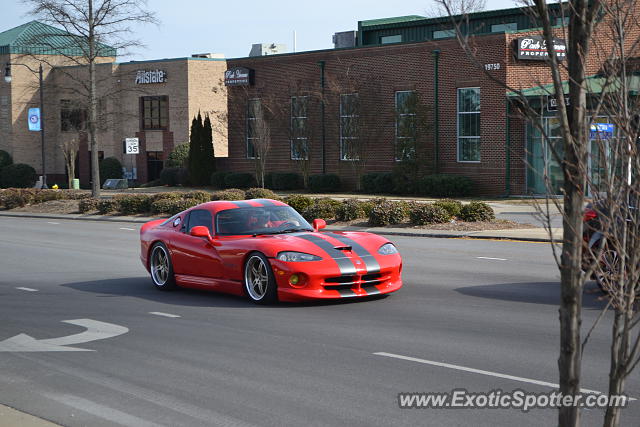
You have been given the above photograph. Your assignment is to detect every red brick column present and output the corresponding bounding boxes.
[135,132,147,183]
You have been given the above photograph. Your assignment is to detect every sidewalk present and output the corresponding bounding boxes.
[0,404,60,427]
[0,211,562,242]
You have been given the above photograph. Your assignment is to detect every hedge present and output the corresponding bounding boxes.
[210,171,230,189]
[224,172,256,189]
[0,150,12,170]
[336,198,367,222]
[0,164,37,188]
[99,157,123,184]
[211,188,246,201]
[160,167,189,186]
[301,198,342,221]
[79,198,100,213]
[284,194,314,213]
[415,174,473,197]
[245,187,279,200]
[367,199,410,226]
[409,203,450,225]
[433,199,463,219]
[361,172,394,194]
[308,174,341,193]
[114,194,153,215]
[460,202,495,222]
[268,172,303,190]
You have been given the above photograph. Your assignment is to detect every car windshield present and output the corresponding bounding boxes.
[215,206,313,236]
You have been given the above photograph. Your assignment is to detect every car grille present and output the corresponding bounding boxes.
[323,272,386,291]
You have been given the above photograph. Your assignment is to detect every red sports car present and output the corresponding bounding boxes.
[139,199,403,303]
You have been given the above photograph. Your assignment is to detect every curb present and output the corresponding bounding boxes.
[0,211,555,242]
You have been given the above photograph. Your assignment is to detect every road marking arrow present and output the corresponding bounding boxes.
[0,319,129,352]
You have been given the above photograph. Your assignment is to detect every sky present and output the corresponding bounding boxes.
[2,0,518,61]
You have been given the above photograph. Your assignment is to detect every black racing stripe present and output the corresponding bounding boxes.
[295,234,357,276]
[362,286,381,296]
[337,289,358,297]
[252,199,276,206]
[231,201,253,208]
[323,232,381,273]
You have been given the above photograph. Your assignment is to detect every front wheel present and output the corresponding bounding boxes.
[150,242,177,290]
[244,253,277,304]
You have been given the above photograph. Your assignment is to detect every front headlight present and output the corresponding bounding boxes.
[277,251,323,262]
[378,243,399,255]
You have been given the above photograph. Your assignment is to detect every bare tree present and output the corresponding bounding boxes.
[248,98,274,188]
[59,133,80,189]
[23,0,158,197]
[434,0,640,425]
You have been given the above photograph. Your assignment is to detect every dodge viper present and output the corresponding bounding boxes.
[140,198,403,303]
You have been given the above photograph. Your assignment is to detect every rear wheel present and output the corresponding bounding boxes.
[244,253,277,304]
[150,242,176,290]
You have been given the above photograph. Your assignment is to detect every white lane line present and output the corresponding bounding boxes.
[374,352,604,395]
[47,221,60,225]
[149,312,181,318]
[476,256,508,261]
[16,287,38,292]
[119,227,135,231]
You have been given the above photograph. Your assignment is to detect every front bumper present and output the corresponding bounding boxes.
[270,257,403,302]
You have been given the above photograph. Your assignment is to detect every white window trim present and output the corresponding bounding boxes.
[290,96,309,160]
[246,98,260,159]
[340,93,359,161]
[395,90,417,162]
[456,87,481,163]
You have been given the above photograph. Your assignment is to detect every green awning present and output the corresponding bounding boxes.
[507,73,640,97]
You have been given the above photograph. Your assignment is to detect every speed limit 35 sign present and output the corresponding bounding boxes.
[124,138,139,154]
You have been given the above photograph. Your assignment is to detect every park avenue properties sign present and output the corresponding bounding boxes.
[516,36,566,61]
[224,67,253,86]
[135,70,167,84]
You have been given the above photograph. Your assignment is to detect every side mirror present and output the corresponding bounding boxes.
[312,218,326,232]
[190,226,214,243]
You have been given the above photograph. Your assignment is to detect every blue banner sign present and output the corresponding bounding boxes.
[28,108,41,131]
[590,123,614,140]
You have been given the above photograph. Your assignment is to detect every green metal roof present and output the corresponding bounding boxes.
[508,74,640,97]
[360,15,426,27]
[0,20,116,57]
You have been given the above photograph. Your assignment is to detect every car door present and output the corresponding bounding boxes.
[170,209,223,280]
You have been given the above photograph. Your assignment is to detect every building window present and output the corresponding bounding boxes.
[340,93,359,161]
[395,91,417,161]
[433,29,455,39]
[380,34,402,44]
[457,88,481,162]
[556,16,570,26]
[291,96,308,160]
[60,100,86,132]
[491,23,517,32]
[141,96,168,130]
[247,98,261,159]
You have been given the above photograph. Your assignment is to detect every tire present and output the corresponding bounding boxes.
[244,253,278,304]
[149,242,177,291]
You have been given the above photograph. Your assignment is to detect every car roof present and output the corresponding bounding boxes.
[190,199,289,215]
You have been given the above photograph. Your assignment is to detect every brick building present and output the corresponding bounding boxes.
[1,4,637,194]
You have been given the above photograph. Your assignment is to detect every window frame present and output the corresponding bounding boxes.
[140,96,169,130]
[339,93,359,161]
[290,96,309,160]
[433,29,455,39]
[380,34,402,44]
[60,99,87,132]
[456,87,481,163]
[394,90,417,162]
[246,98,262,159]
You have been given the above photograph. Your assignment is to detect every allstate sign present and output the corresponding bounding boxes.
[28,108,41,131]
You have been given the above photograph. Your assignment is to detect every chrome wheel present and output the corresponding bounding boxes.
[151,245,170,287]
[596,248,621,292]
[244,255,270,301]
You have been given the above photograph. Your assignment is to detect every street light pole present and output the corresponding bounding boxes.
[4,62,47,188]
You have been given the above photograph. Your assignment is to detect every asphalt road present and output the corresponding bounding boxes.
[0,217,637,427]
